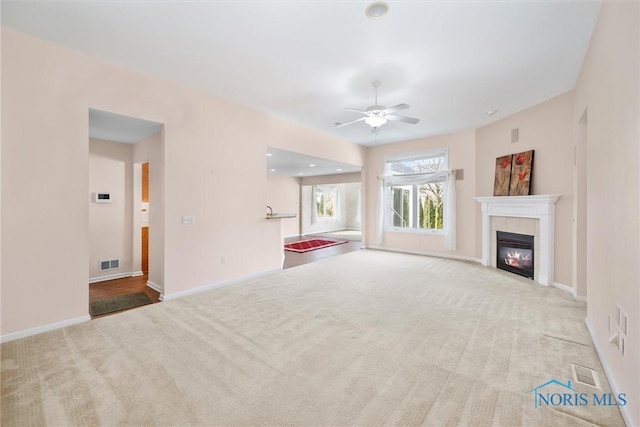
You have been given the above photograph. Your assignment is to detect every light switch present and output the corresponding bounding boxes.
[182,215,195,225]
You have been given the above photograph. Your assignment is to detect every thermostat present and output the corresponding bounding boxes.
[94,192,112,203]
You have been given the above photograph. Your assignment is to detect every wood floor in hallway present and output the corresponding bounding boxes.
[283,235,362,269]
[89,275,161,319]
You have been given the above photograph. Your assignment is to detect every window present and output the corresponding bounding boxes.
[384,149,447,232]
[316,188,335,219]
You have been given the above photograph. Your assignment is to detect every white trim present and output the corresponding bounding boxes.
[146,280,162,293]
[585,319,633,427]
[574,294,587,303]
[131,270,144,277]
[366,245,480,264]
[551,281,576,297]
[475,195,560,286]
[1,315,91,344]
[550,281,586,302]
[385,227,445,236]
[162,268,282,302]
[89,271,135,284]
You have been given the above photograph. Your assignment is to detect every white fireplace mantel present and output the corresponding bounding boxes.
[475,195,560,285]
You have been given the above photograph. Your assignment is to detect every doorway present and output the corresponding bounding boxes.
[88,109,164,317]
[141,162,150,274]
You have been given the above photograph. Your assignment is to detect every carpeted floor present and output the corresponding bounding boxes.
[1,250,625,426]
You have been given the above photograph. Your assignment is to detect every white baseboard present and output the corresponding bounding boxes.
[551,281,577,299]
[1,315,91,344]
[574,294,587,303]
[146,280,162,293]
[550,281,588,302]
[551,281,573,294]
[89,272,133,284]
[365,245,481,264]
[584,318,633,427]
[162,267,282,302]
[131,271,144,277]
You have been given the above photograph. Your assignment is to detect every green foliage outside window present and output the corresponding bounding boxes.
[316,192,334,218]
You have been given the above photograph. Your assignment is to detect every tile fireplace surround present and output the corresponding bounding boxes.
[475,195,560,286]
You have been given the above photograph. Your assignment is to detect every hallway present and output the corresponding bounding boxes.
[89,275,161,319]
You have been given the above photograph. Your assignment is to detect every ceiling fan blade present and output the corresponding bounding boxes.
[383,103,410,114]
[386,114,420,124]
[335,116,367,127]
[344,108,369,114]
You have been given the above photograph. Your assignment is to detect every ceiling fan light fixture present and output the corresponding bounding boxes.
[366,2,389,19]
[365,116,387,128]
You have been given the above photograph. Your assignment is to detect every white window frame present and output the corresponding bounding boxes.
[383,148,448,234]
[315,187,337,220]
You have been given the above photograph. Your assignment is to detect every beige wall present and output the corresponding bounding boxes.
[88,139,134,280]
[364,129,477,259]
[133,132,164,289]
[0,28,363,336]
[574,0,639,424]
[2,11,638,418]
[475,91,575,287]
[266,174,300,237]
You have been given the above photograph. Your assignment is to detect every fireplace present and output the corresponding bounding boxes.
[496,231,534,279]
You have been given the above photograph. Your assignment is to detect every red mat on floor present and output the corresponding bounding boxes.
[284,238,348,253]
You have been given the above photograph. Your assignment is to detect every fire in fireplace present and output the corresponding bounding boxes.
[497,231,534,279]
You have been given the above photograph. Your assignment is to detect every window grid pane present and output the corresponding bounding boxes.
[385,151,446,231]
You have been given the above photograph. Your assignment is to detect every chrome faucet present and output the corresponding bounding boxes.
[266,206,273,216]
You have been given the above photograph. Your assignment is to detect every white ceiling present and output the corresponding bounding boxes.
[2,1,601,148]
[267,147,361,178]
[89,109,162,144]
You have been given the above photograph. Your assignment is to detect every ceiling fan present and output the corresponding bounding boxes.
[335,81,420,132]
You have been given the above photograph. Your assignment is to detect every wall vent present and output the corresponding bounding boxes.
[511,128,519,143]
[571,364,601,389]
[99,259,120,272]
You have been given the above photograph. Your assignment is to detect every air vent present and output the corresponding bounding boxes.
[511,128,519,143]
[99,259,120,272]
[571,364,601,389]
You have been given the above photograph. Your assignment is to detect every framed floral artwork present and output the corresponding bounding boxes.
[509,150,534,196]
[493,154,513,196]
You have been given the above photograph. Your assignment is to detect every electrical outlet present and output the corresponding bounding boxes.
[182,215,195,225]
